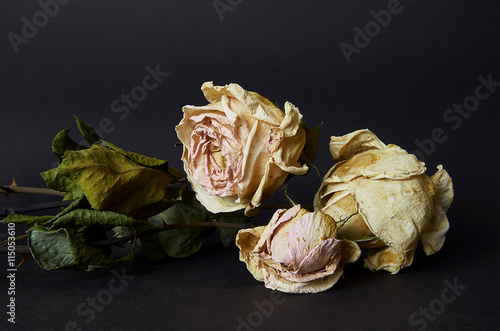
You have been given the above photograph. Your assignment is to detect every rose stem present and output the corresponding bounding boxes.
[0,186,64,196]
[0,200,73,218]
[0,179,65,197]
[0,221,252,254]
[91,221,251,247]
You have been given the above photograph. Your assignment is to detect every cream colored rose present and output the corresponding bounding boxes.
[236,205,361,293]
[314,129,453,274]
[176,82,308,216]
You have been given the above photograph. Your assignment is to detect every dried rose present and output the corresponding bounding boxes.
[236,205,360,293]
[175,82,308,216]
[314,129,453,274]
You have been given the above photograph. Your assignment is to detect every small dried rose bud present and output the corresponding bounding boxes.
[236,204,360,293]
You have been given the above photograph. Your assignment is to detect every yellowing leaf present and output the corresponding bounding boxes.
[75,116,102,146]
[58,145,177,215]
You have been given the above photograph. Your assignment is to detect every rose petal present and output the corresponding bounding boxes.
[364,246,415,274]
[189,179,247,213]
[350,175,436,251]
[261,261,346,294]
[287,212,336,269]
[201,81,285,126]
[329,129,386,162]
[235,227,266,281]
[420,166,453,255]
[271,103,308,175]
[295,238,342,274]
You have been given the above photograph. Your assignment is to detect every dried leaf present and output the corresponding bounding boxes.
[57,145,177,215]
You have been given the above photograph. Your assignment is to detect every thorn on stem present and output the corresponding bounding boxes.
[16,254,30,268]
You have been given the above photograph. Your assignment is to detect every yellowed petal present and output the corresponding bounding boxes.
[320,192,367,233]
[235,227,266,281]
[420,165,453,255]
[220,94,239,125]
[237,120,273,201]
[332,147,426,182]
[364,246,415,274]
[313,165,346,211]
[430,165,454,212]
[271,130,309,175]
[340,239,362,265]
[260,264,345,294]
[201,81,284,126]
[329,129,386,162]
[189,179,246,213]
[350,175,436,251]
[280,102,302,137]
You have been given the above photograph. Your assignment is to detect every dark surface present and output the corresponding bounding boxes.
[1,1,499,330]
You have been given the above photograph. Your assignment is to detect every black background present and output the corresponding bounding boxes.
[1,1,499,330]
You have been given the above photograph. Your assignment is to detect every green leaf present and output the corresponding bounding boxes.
[134,222,167,262]
[115,248,135,264]
[2,214,53,227]
[52,128,87,163]
[129,188,181,220]
[54,196,91,218]
[48,209,138,230]
[214,212,250,247]
[75,116,102,146]
[40,168,83,201]
[113,226,136,239]
[145,192,210,258]
[28,227,116,271]
[57,145,178,215]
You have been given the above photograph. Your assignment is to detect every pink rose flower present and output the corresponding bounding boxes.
[176,82,308,215]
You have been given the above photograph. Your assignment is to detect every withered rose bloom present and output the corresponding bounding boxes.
[176,82,308,216]
[236,205,360,293]
[314,129,454,274]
